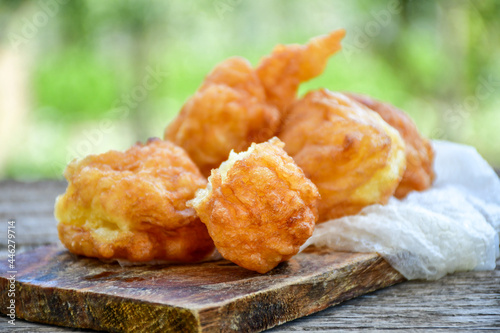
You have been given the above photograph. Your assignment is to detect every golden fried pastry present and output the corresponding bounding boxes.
[188,137,320,273]
[278,89,406,222]
[55,138,215,262]
[345,93,435,198]
[256,29,345,113]
[165,57,281,177]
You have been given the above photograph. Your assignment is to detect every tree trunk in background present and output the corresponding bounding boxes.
[0,3,33,177]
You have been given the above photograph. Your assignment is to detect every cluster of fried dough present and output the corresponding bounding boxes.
[56,29,435,273]
[55,139,214,262]
[165,30,346,177]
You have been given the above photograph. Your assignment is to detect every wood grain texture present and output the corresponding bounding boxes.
[270,261,500,332]
[0,180,66,255]
[0,244,403,333]
[0,179,499,332]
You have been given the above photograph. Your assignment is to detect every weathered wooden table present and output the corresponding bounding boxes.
[0,180,499,332]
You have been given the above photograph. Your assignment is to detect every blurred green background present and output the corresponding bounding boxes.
[0,0,499,179]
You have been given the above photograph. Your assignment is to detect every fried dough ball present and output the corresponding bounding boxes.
[256,29,346,113]
[55,138,215,262]
[344,93,435,198]
[278,89,406,222]
[188,137,320,273]
[165,57,281,177]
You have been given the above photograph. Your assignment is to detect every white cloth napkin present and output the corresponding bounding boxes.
[304,140,500,280]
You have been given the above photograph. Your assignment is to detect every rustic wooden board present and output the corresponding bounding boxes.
[0,244,404,333]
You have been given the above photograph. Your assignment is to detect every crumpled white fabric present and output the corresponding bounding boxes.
[304,140,500,280]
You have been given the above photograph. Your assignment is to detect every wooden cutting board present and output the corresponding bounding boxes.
[0,245,404,332]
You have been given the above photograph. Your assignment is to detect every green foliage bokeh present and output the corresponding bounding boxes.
[1,0,499,179]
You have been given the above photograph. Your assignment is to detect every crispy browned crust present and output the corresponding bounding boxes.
[164,57,281,177]
[165,30,345,177]
[345,93,435,198]
[278,89,406,222]
[256,29,345,113]
[55,138,214,262]
[189,138,320,273]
